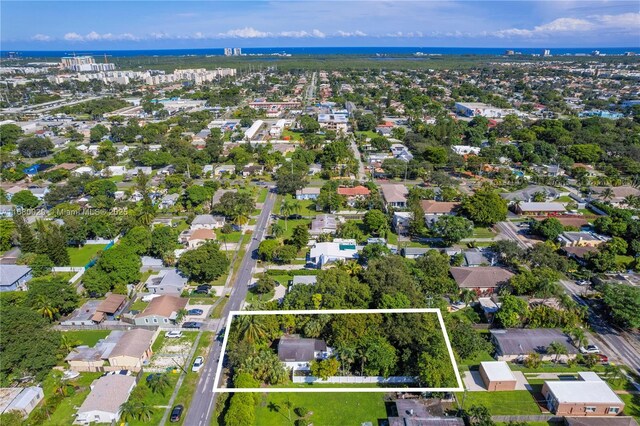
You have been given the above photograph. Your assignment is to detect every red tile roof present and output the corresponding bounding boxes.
[337,186,370,197]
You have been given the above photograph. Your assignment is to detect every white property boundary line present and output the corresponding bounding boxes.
[212,308,464,393]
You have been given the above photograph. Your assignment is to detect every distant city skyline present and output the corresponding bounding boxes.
[2,1,639,50]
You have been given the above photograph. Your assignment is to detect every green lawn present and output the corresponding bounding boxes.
[511,363,606,373]
[210,297,228,318]
[246,288,275,304]
[67,244,107,266]
[356,130,379,140]
[62,330,111,347]
[129,299,149,312]
[276,219,311,239]
[219,231,243,244]
[173,332,215,425]
[282,129,303,141]
[257,188,268,203]
[128,372,181,426]
[254,392,387,426]
[459,350,495,370]
[619,393,640,420]
[472,227,496,239]
[39,372,102,426]
[457,390,542,415]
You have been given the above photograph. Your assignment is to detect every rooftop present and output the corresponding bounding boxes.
[450,266,513,289]
[480,361,516,382]
[278,336,326,362]
[491,328,578,355]
[0,265,31,287]
[77,375,136,415]
[545,374,622,405]
[137,295,187,319]
[109,329,155,359]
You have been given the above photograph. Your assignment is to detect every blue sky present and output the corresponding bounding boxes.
[2,1,639,50]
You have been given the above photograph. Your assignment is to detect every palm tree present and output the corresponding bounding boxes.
[547,341,568,364]
[119,401,139,422]
[147,373,171,396]
[237,315,268,344]
[34,295,58,320]
[600,187,615,202]
[136,403,154,422]
[60,334,81,353]
[280,198,300,230]
[341,260,362,277]
[271,222,285,238]
[564,327,587,348]
[460,289,477,307]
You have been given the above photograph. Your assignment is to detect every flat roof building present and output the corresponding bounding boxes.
[542,372,625,416]
[479,361,517,391]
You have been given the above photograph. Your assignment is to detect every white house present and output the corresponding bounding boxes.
[74,375,136,425]
[277,336,332,372]
[308,240,358,268]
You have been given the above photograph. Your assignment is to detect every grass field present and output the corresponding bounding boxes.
[457,390,542,415]
[62,330,111,347]
[67,244,107,266]
[257,188,268,203]
[254,392,388,426]
[276,219,311,239]
[619,393,640,420]
[39,372,102,426]
[282,129,303,141]
[210,297,228,318]
[128,372,181,426]
[472,227,497,239]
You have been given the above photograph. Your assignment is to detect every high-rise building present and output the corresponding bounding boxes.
[224,48,232,56]
[233,47,242,56]
[542,49,551,57]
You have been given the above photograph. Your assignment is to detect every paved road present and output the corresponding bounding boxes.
[558,279,640,375]
[183,190,277,426]
[497,222,640,375]
[304,71,317,104]
[350,136,366,181]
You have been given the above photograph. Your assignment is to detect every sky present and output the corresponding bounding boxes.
[1,1,639,50]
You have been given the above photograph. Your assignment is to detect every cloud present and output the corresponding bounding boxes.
[31,34,51,41]
[216,27,327,39]
[63,32,84,41]
[311,29,326,38]
[218,27,270,38]
[494,12,639,38]
[336,30,367,37]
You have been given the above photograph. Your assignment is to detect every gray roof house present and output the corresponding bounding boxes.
[310,214,339,235]
[0,265,32,292]
[0,386,43,419]
[191,214,226,229]
[74,375,136,425]
[158,193,180,209]
[491,328,578,362]
[290,275,318,288]
[145,269,187,295]
[278,336,331,372]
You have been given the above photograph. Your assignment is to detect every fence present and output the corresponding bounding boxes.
[292,375,416,384]
[492,415,560,423]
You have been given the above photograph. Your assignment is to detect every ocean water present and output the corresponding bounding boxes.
[1,46,637,58]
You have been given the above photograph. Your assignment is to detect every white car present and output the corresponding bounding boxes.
[580,344,600,354]
[165,330,183,339]
[192,356,204,372]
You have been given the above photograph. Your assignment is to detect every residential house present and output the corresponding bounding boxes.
[107,329,156,372]
[392,211,412,236]
[479,361,517,391]
[64,331,124,372]
[463,249,495,267]
[308,163,322,175]
[74,375,137,425]
[101,165,127,177]
[401,247,430,259]
[242,164,264,177]
[0,387,43,418]
[0,265,32,292]
[134,295,188,326]
[214,165,236,176]
[290,275,318,289]
[277,336,332,372]
[317,114,348,133]
[490,328,578,362]
[295,187,321,201]
[308,240,358,268]
[561,246,599,266]
[185,228,216,249]
[191,214,225,229]
[310,214,339,235]
[558,232,608,247]
[387,399,465,426]
[420,200,460,227]
[337,186,370,207]
[501,185,560,203]
[61,300,103,326]
[380,184,409,210]
[450,266,513,295]
[90,293,127,323]
[542,372,625,416]
[72,166,95,176]
[0,205,14,217]
[516,202,566,215]
[590,186,640,206]
[145,269,188,295]
[141,256,164,271]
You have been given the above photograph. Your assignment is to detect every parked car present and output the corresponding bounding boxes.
[192,356,204,372]
[170,405,184,422]
[196,284,211,290]
[576,280,590,286]
[188,309,204,316]
[165,330,183,338]
[192,289,209,295]
[183,321,202,329]
[597,354,609,363]
[580,344,600,354]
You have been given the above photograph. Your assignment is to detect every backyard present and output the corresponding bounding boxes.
[254,392,388,426]
[457,390,542,415]
[37,372,102,426]
[61,330,111,347]
[67,244,107,267]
